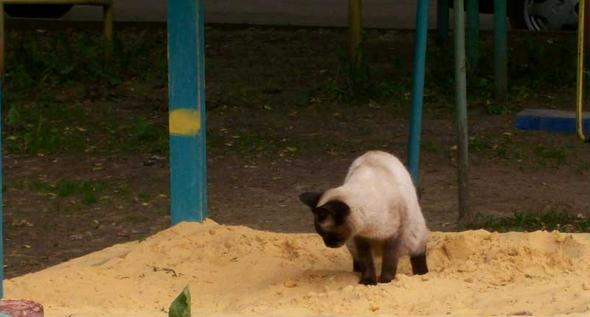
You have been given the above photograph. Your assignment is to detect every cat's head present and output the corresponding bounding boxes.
[299,192,353,248]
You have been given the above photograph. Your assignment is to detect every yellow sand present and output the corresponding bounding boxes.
[4,220,590,317]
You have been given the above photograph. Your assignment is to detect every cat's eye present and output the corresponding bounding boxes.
[317,214,328,223]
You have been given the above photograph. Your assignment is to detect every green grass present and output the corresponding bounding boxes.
[464,209,590,233]
[3,30,168,156]
[30,179,102,205]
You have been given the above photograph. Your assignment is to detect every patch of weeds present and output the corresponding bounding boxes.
[469,136,493,154]
[4,105,86,154]
[484,99,507,115]
[218,130,290,155]
[464,208,590,233]
[422,140,440,154]
[112,116,168,154]
[321,40,405,102]
[533,143,568,167]
[508,85,534,105]
[125,215,149,223]
[3,30,167,155]
[30,179,102,205]
[6,29,164,93]
[137,192,150,202]
[114,184,131,197]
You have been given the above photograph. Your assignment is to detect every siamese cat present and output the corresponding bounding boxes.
[299,150,429,285]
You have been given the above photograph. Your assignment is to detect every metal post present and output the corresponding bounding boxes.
[494,0,507,100]
[408,0,430,186]
[0,4,4,298]
[0,82,3,299]
[585,0,590,63]
[577,0,588,142]
[0,3,5,80]
[454,0,471,221]
[436,0,449,45]
[103,2,113,60]
[466,0,480,68]
[168,0,207,224]
[348,0,362,68]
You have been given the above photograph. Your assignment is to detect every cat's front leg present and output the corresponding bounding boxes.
[346,240,362,272]
[379,236,400,283]
[353,236,377,285]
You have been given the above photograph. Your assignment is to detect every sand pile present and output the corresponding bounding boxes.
[5,220,590,317]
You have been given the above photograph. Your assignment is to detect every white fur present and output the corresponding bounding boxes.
[318,150,429,257]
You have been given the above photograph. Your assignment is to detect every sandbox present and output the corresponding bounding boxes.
[4,220,590,317]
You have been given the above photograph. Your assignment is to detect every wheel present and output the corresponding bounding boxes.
[510,0,579,31]
[4,4,73,19]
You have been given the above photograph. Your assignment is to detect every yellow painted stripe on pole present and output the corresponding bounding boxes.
[169,109,201,136]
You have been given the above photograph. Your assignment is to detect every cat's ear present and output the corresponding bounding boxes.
[299,192,323,209]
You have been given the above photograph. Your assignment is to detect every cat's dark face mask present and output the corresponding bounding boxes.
[299,192,353,248]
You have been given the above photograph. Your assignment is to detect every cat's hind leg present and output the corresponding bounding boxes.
[410,251,429,275]
[353,259,361,272]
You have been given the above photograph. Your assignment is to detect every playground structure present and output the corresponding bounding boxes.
[0,0,537,298]
[515,0,590,139]
[0,0,587,309]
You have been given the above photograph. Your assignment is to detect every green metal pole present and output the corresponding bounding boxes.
[466,0,480,68]
[436,0,449,45]
[349,0,362,68]
[454,0,471,221]
[494,0,508,100]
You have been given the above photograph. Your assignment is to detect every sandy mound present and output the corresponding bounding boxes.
[5,220,590,317]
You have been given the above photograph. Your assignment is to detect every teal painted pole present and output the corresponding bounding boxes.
[454,0,471,221]
[408,0,430,186]
[436,0,449,45]
[466,0,480,68]
[168,0,207,224]
[0,85,3,299]
[0,9,4,299]
[494,0,507,100]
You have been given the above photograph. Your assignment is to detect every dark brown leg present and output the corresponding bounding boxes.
[379,236,400,283]
[410,252,429,275]
[354,237,377,285]
[353,259,361,272]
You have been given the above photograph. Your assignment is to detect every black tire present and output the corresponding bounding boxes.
[4,4,73,19]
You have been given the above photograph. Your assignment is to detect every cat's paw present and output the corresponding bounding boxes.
[378,274,395,283]
[359,277,378,286]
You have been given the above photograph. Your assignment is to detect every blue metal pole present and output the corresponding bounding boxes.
[0,5,4,299]
[494,0,507,100]
[436,0,449,46]
[466,0,480,68]
[167,0,207,224]
[0,82,3,300]
[408,0,430,186]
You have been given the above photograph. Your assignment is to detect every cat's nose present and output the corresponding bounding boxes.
[325,240,344,248]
